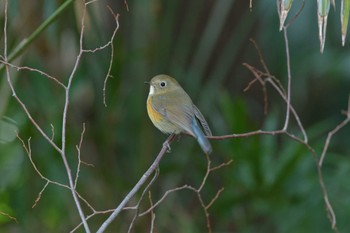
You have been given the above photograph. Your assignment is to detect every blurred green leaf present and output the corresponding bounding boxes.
[0,146,24,191]
[341,0,350,45]
[317,0,330,52]
[318,0,330,16]
[0,203,15,224]
[0,117,18,144]
[279,0,294,30]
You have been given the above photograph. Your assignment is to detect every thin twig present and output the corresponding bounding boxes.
[4,1,121,232]
[96,134,176,233]
[139,184,189,216]
[316,97,350,231]
[127,168,160,233]
[206,188,225,210]
[32,181,50,208]
[282,28,291,131]
[0,211,17,223]
[16,134,71,207]
[0,59,66,88]
[59,0,90,231]
[148,192,156,233]
[210,160,233,172]
[124,0,130,11]
[75,123,86,188]
[279,0,304,130]
[136,154,232,233]
[0,29,20,219]
[198,153,212,191]
[283,1,305,29]
[5,68,62,153]
[242,35,339,231]
[242,61,308,142]
[103,7,120,107]
[319,116,350,167]
[50,124,55,141]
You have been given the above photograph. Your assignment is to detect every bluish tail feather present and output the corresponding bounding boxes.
[191,118,212,154]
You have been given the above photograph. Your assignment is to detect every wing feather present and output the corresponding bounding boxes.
[150,93,194,136]
[193,105,212,136]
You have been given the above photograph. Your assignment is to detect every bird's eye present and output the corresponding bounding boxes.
[160,81,167,87]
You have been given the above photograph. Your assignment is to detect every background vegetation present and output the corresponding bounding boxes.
[0,0,349,232]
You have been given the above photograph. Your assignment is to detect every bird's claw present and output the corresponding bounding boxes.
[163,141,171,153]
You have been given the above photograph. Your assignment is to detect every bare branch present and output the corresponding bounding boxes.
[210,160,233,172]
[124,0,130,11]
[134,154,232,233]
[96,134,177,233]
[32,181,50,208]
[75,123,86,188]
[16,134,69,189]
[243,60,308,143]
[148,192,156,233]
[58,0,91,231]
[319,117,350,167]
[139,185,190,216]
[282,28,291,131]
[0,59,66,88]
[316,97,350,231]
[206,188,224,210]
[50,124,55,141]
[103,7,120,107]
[5,66,62,153]
[3,0,8,58]
[127,168,160,233]
[86,0,101,6]
[0,211,17,223]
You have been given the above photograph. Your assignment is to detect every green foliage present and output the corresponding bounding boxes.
[279,0,350,51]
[0,0,349,232]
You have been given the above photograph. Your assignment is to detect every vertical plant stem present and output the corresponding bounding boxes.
[282,28,292,130]
[0,0,75,70]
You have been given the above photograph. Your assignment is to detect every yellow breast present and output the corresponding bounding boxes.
[147,95,181,134]
[147,96,164,125]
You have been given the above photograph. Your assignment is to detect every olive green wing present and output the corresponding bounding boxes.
[193,104,212,136]
[150,93,195,136]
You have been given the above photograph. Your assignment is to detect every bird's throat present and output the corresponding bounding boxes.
[149,85,155,95]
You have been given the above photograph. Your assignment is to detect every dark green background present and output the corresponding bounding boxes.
[0,0,349,232]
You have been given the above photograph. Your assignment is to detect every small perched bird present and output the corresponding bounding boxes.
[146,74,212,154]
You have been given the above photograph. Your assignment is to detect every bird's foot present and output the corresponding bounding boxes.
[163,141,171,153]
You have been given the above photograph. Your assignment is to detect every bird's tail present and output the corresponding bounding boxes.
[191,118,212,154]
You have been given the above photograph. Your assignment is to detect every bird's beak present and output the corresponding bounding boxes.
[144,81,150,85]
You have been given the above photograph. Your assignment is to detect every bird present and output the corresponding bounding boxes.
[146,74,212,154]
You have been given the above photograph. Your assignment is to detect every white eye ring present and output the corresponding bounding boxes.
[160,81,167,87]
